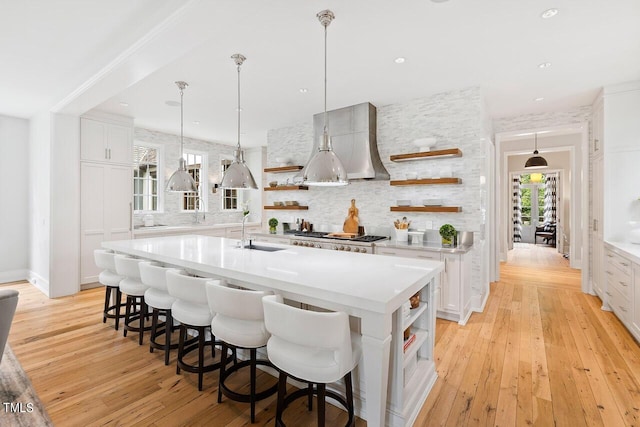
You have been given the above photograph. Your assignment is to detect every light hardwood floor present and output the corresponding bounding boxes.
[5,244,640,426]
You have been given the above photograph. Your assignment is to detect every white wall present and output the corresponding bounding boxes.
[0,115,29,283]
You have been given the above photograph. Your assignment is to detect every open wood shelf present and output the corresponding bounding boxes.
[390,148,462,162]
[390,178,462,186]
[264,165,304,173]
[390,206,462,213]
[264,205,309,210]
[263,185,309,191]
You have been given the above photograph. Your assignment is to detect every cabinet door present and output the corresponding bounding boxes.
[592,97,604,155]
[80,163,107,283]
[441,253,461,314]
[107,123,133,164]
[106,165,132,240]
[81,118,107,162]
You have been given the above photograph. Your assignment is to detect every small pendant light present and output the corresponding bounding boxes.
[166,81,198,192]
[524,133,548,169]
[300,9,348,186]
[220,54,258,190]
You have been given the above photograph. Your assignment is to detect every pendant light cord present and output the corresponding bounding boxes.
[323,22,328,136]
[237,62,241,151]
[180,86,184,158]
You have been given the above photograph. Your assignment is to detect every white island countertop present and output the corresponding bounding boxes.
[103,234,443,426]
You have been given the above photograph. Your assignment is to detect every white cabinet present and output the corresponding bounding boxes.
[375,246,472,325]
[80,163,132,284]
[250,233,290,244]
[604,248,632,324]
[592,155,605,301]
[81,117,132,164]
[633,263,640,339]
[592,95,604,155]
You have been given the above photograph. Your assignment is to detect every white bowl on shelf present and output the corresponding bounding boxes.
[397,200,412,206]
[275,157,291,166]
[413,137,437,152]
[422,199,442,206]
[405,172,418,180]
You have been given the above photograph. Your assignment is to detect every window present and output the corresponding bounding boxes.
[133,144,163,212]
[182,151,207,211]
[520,173,545,226]
[220,159,239,210]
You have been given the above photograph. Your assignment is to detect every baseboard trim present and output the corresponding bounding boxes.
[0,269,28,284]
[27,271,50,297]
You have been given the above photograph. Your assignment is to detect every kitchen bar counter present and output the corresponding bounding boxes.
[103,234,442,426]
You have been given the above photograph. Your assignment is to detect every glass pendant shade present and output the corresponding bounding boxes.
[166,81,197,192]
[220,54,258,190]
[301,9,349,187]
[524,133,548,170]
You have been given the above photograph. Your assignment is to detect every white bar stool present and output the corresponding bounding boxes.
[262,295,361,427]
[166,270,234,391]
[94,249,124,330]
[206,281,277,423]
[114,255,151,345]
[139,261,179,365]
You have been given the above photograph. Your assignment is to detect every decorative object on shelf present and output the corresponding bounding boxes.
[220,54,258,190]
[269,181,278,187]
[413,137,437,152]
[284,200,299,206]
[403,326,411,341]
[268,218,278,234]
[439,223,456,247]
[166,81,198,193]
[299,9,348,187]
[394,217,410,242]
[343,199,359,233]
[410,292,421,309]
[524,133,548,169]
[403,332,416,353]
[275,157,291,166]
[397,199,411,207]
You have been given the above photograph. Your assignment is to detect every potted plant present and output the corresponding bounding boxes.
[439,224,456,247]
[268,218,278,234]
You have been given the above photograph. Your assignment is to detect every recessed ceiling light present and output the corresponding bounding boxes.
[538,62,552,69]
[236,108,243,112]
[534,97,544,102]
[165,100,180,107]
[431,0,449,3]
[394,57,406,64]
[193,121,200,125]
[119,102,129,107]
[299,88,308,93]
[541,8,559,19]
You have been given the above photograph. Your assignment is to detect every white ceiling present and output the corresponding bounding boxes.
[2,0,639,147]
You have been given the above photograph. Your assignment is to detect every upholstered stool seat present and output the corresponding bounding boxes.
[139,261,179,365]
[94,249,125,330]
[167,270,234,391]
[263,295,361,427]
[206,281,277,423]
[114,255,152,345]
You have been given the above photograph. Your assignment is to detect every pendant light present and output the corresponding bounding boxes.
[166,81,198,192]
[219,54,258,190]
[524,133,548,169]
[300,9,348,186]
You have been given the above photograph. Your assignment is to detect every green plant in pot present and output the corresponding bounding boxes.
[439,224,456,247]
[268,218,278,234]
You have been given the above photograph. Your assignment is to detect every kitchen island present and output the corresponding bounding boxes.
[103,234,443,427]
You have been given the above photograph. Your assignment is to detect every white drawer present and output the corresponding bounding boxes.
[605,250,632,277]
[607,286,630,325]
[606,269,632,300]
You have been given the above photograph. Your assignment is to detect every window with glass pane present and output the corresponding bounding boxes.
[537,185,545,223]
[182,152,204,211]
[521,187,531,225]
[221,159,238,210]
[133,145,159,212]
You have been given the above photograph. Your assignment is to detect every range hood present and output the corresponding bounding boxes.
[310,102,390,181]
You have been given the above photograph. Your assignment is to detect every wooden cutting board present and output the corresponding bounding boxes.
[327,232,357,239]
[343,199,360,234]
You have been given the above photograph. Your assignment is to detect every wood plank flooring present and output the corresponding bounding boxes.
[4,244,640,426]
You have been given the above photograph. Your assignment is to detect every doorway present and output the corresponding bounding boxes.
[519,174,546,244]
